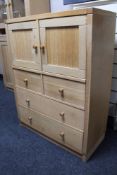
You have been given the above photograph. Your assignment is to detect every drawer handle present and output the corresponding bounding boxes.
[8,2,12,6]
[60,132,65,141]
[59,112,65,121]
[28,117,32,124]
[24,79,28,87]
[26,99,30,107]
[33,45,38,54]
[58,88,64,97]
[40,45,45,53]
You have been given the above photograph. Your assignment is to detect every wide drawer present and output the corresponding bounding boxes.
[14,69,43,93]
[15,87,85,131]
[43,76,85,108]
[18,106,83,153]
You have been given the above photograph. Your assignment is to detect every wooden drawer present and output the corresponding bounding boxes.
[16,87,84,131]
[14,69,43,93]
[18,106,83,153]
[43,76,85,108]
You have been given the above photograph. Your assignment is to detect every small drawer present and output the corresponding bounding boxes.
[18,106,83,153]
[43,76,85,108]
[16,87,84,131]
[14,69,43,93]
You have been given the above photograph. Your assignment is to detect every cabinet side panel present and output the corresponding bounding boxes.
[83,13,116,158]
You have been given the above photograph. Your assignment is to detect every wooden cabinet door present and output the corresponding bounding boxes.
[1,42,14,88]
[40,16,86,79]
[8,21,41,71]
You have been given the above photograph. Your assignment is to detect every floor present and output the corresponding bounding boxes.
[0,79,117,175]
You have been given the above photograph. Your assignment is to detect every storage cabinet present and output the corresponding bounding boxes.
[40,16,86,79]
[24,0,50,16]
[5,0,25,19]
[4,0,50,19]
[1,42,14,88]
[0,24,13,88]
[7,8,116,160]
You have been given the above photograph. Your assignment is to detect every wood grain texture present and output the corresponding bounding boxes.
[14,69,43,93]
[9,9,116,160]
[18,105,83,153]
[15,86,85,131]
[43,75,85,108]
[13,30,33,61]
[6,8,115,24]
[1,43,14,88]
[40,17,86,78]
[24,0,50,16]
[83,13,116,156]
[1,25,14,89]
[46,27,79,68]
[8,21,41,71]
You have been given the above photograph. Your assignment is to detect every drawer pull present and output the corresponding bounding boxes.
[33,45,38,53]
[59,132,65,141]
[58,88,64,97]
[40,45,45,53]
[8,2,12,6]
[59,112,65,121]
[24,79,28,87]
[28,117,32,124]
[26,99,30,107]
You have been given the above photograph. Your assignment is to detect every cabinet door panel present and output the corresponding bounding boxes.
[1,43,14,88]
[8,21,41,71]
[40,16,86,79]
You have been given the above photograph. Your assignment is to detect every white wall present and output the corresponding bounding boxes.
[50,0,72,12]
[96,4,117,13]
[50,0,117,13]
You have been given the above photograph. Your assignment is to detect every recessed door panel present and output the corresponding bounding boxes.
[40,16,86,79]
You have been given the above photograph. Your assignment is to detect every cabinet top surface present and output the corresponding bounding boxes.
[6,8,115,24]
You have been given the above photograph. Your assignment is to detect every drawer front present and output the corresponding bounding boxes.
[18,106,83,153]
[16,87,84,131]
[43,76,85,108]
[14,69,43,93]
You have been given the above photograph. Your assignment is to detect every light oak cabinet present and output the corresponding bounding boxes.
[1,42,14,88]
[24,0,50,16]
[4,0,50,19]
[7,8,116,160]
[0,24,13,88]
